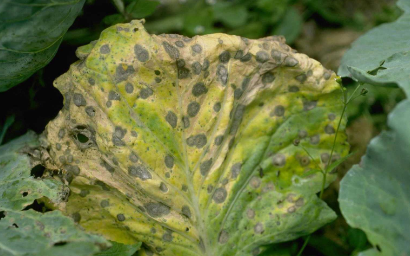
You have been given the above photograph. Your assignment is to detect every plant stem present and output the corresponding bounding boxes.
[295,81,362,256]
[296,236,311,256]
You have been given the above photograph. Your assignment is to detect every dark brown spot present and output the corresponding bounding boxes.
[192,44,202,53]
[218,230,229,244]
[284,56,298,67]
[140,87,153,99]
[213,187,227,203]
[165,155,174,168]
[162,41,179,59]
[324,124,335,134]
[182,205,191,218]
[187,102,200,117]
[166,111,177,128]
[219,50,230,63]
[73,93,86,107]
[192,82,208,97]
[231,163,241,179]
[200,159,213,176]
[100,44,110,54]
[128,165,152,180]
[213,102,221,112]
[262,72,275,85]
[159,182,168,192]
[134,44,149,62]
[117,214,125,221]
[145,202,170,217]
[214,135,223,146]
[256,51,269,63]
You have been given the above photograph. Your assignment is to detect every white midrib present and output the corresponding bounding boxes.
[177,75,212,256]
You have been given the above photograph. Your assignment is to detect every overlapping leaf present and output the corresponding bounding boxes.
[0,210,109,256]
[0,131,65,211]
[338,0,410,96]
[43,20,348,255]
[0,0,85,92]
[339,1,410,255]
[339,100,410,256]
[0,132,113,256]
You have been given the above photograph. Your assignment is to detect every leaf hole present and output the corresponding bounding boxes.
[30,164,45,178]
[12,223,19,228]
[75,125,87,130]
[22,192,28,197]
[76,133,89,143]
[54,242,67,246]
[0,211,5,220]
[22,200,51,213]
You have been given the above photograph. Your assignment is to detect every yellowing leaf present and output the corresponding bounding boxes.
[43,20,348,255]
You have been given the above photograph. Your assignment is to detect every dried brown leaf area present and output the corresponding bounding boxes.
[44,20,348,256]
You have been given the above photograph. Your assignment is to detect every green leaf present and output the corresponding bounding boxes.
[339,99,410,256]
[347,228,368,251]
[125,0,160,19]
[255,0,291,23]
[338,0,410,91]
[103,14,127,26]
[0,115,15,145]
[272,7,303,44]
[0,131,66,211]
[0,209,109,256]
[42,20,349,255]
[358,248,382,256]
[183,7,219,35]
[346,52,410,96]
[213,2,249,28]
[0,0,85,92]
[94,241,141,256]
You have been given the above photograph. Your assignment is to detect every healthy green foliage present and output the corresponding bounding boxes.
[126,0,160,19]
[0,209,109,256]
[0,0,85,92]
[105,0,160,26]
[338,0,410,94]
[273,7,303,45]
[0,131,65,211]
[339,100,410,256]
[343,52,410,96]
[339,2,410,254]
[144,0,296,39]
[42,20,348,255]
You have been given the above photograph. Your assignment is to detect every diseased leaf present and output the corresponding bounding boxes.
[94,241,141,256]
[0,131,66,211]
[0,209,109,256]
[338,0,410,88]
[0,0,85,92]
[42,20,348,255]
[339,99,410,256]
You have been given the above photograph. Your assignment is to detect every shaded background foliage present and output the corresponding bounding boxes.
[0,0,405,255]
